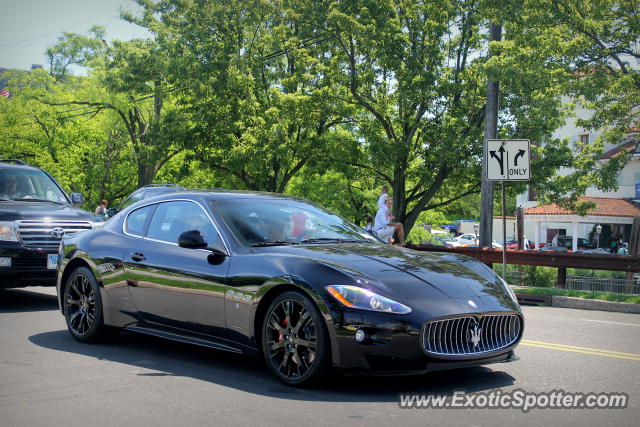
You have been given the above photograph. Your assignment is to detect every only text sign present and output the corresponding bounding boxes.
[486,139,530,181]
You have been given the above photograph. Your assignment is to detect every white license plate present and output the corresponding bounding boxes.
[0,257,11,267]
[47,254,59,270]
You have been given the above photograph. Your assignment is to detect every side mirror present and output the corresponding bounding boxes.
[106,208,119,218]
[178,230,208,249]
[70,192,84,205]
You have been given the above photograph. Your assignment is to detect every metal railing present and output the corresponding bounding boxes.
[565,276,640,294]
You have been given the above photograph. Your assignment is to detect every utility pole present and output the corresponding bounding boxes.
[479,23,502,248]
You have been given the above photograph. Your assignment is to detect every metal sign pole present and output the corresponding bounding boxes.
[502,180,507,280]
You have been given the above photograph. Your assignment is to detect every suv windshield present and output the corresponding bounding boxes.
[0,169,69,203]
[211,198,379,246]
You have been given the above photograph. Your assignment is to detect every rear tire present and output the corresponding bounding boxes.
[63,266,114,343]
[261,291,330,387]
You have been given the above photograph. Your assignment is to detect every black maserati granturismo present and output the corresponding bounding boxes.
[57,191,523,386]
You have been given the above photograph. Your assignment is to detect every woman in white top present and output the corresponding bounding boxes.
[377,185,389,209]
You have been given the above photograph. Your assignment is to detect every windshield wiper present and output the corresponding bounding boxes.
[11,198,64,204]
[300,238,370,244]
[251,240,300,247]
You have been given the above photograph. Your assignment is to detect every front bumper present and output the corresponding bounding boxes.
[332,309,522,375]
[0,242,58,287]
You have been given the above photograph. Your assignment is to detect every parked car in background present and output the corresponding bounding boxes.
[539,246,569,253]
[573,248,613,255]
[455,233,503,248]
[57,190,523,386]
[497,237,518,249]
[456,233,479,246]
[556,236,594,250]
[107,184,185,217]
[430,230,461,247]
[0,159,104,288]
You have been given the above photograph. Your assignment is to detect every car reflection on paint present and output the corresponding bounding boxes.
[57,190,523,386]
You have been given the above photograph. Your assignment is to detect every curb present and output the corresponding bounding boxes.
[514,292,640,314]
[551,296,640,314]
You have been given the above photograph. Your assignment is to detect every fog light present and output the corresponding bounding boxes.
[355,329,366,342]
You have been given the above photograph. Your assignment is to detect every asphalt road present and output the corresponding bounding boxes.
[1,286,638,427]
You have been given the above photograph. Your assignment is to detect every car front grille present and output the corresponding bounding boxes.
[17,220,92,249]
[423,313,522,357]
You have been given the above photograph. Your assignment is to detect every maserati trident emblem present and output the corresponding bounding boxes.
[467,320,482,348]
[51,227,65,238]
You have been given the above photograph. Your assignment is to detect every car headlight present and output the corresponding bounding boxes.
[325,285,412,314]
[499,276,519,305]
[0,221,19,242]
[91,221,105,229]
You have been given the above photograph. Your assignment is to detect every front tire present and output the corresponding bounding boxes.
[63,266,112,343]
[261,291,330,386]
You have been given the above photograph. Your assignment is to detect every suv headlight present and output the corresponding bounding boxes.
[326,285,412,314]
[0,221,19,242]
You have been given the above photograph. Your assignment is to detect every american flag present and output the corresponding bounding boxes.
[0,89,9,98]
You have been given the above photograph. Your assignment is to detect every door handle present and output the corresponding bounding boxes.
[131,252,146,262]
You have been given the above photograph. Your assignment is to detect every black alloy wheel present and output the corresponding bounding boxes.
[262,291,329,386]
[63,266,111,342]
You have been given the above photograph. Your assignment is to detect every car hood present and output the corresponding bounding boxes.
[0,201,103,222]
[264,243,518,313]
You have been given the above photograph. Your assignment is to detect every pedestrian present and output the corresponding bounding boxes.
[377,185,389,209]
[618,242,629,255]
[609,234,622,254]
[551,233,558,248]
[374,197,405,245]
[522,236,531,250]
[95,199,108,217]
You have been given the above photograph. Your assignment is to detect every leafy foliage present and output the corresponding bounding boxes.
[0,0,635,226]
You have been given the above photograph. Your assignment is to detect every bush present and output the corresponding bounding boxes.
[567,269,626,279]
[496,264,556,287]
[407,226,433,245]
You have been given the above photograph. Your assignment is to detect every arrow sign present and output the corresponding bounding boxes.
[514,149,526,167]
[485,139,530,181]
[489,145,506,175]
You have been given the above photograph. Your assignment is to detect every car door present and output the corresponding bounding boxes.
[124,200,230,337]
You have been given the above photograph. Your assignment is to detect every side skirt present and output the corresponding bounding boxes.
[124,323,259,357]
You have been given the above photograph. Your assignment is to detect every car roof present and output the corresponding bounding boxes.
[139,189,306,204]
[0,161,42,172]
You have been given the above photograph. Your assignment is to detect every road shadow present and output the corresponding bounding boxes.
[29,329,516,402]
[0,288,58,313]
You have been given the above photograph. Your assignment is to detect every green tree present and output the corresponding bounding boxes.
[127,0,348,192]
[44,34,184,188]
[46,25,107,82]
[321,0,560,234]
[0,68,137,207]
[483,0,639,212]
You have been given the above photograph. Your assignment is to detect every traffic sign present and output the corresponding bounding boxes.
[485,139,530,181]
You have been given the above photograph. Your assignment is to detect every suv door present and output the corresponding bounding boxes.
[124,200,230,336]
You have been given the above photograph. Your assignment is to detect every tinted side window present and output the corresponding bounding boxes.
[147,201,220,246]
[125,205,155,236]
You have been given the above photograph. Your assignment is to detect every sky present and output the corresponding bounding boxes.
[0,0,150,71]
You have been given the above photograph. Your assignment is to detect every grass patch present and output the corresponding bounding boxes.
[514,287,640,304]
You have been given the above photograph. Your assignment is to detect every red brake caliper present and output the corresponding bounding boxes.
[277,318,287,351]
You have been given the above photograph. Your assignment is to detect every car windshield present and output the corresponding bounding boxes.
[211,197,379,246]
[0,169,68,203]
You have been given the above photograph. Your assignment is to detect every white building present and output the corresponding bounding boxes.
[516,100,640,250]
